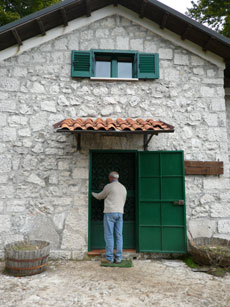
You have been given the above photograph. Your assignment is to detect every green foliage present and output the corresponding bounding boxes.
[186,0,230,38]
[0,0,61,26]
[182,255,200,269]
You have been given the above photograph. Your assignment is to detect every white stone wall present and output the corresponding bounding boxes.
[0,15,229,259]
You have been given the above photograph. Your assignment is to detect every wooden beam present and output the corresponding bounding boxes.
[139,0,148,19]
[202,36,213,52]
[59,8,68,27]
[36,18,46,36]
[160,11,169,29]
[85,0,91,17]
[181,24,191,40]
[11,29,22,46]
[184,161,224,175]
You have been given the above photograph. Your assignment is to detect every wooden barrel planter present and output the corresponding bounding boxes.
[4,240,50,276]
[189,237,230,267]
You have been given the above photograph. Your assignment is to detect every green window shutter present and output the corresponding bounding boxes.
[138,53,159,79]
[71,51,91,78]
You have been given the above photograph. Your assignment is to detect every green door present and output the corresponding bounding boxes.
[137,151,187,253]
[89,151,136,250]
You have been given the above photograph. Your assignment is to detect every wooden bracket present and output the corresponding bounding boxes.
[12,29,22,46]
[76,134,81,151]
[85,0,91,17]
[139,0,148,18]
[202,36,213,52]
[143,134,155,151]
[60,8,68,26]
[36,18,46,35]
[181,24,191,40]
[113,0,119,6]
[160,11,169,29]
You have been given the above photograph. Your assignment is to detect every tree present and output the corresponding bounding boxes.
[186,0,230,38]
[0,0,61,27]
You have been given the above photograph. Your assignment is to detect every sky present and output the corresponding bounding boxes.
[158,0,194,15]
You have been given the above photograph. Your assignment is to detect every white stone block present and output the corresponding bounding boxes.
[99,39,115,49]
[211,203,230,218]
[159,48,173,59]
[203,178,229,190]
[7,200,26,212]
[58,161,69,170]
[41,101,56,113]
[144,41,158,53]
[174,54,189,65]
[2,127,16,141]
[211,98,226,111]
[189,219,216,238]
[32,82,45,93]
[0,100,16,112]
[18,128,31,137]
[218,220,230,233]
[72,168,88,179]
[0,174,8,184]
[95,28,109,38]
[27,174,45,187]
[204,113,218,127]
[200,86,215,97]
[8,115,28,126]
[116,36,129,49]
[191,55,204,65]
[49,250,71,260]
[30,113,47,131]
[193,67,204,75]
[93,87,109,96]
[17,54,30,64]
[0,77,20,91]
[101,105,113,116]
[0,201,4,213]
[200,194,215,204]
[130,39,143,51]
[53,212,66,231]
[54,37,68,50]
[13,67,27,77]
[0,215,11,232]
[0,154,11,172]
[207,69,216,77]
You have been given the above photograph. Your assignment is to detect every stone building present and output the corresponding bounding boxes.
[0,0,230,259]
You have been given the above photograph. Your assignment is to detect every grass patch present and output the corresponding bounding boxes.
[181,255,200,269]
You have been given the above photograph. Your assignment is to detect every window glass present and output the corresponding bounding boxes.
[118,62,132,78]
[95,61,111,77]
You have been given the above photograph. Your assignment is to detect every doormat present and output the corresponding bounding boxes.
[100,259,133,268]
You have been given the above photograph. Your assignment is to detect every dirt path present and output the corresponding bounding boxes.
[1,259,230,306]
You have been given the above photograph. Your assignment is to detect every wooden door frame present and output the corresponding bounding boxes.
[88,149,137,252]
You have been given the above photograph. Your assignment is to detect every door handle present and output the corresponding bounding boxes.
[173,200,184,205]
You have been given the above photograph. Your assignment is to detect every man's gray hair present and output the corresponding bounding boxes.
[109,171,119,179]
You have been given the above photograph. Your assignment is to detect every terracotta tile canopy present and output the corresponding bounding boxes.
[54,118,174,133]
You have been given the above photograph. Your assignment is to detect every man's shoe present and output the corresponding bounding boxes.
[101,258,113,264]
[115,259,122,264]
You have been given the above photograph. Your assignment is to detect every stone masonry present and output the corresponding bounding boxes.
[0,14,229,259]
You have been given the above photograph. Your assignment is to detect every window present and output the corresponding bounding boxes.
[71,49,159,80]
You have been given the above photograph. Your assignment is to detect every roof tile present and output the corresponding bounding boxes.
[54,118,174,132]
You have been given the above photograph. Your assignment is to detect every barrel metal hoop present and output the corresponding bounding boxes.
[5,262,48,271]
[6,254,49,263]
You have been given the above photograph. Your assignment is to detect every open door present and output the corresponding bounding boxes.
[89,150,136,251]
[137,151,187,253]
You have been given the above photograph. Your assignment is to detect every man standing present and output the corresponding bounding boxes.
[92,171,127,264]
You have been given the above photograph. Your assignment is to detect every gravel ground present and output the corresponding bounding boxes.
[0,259,230,307]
